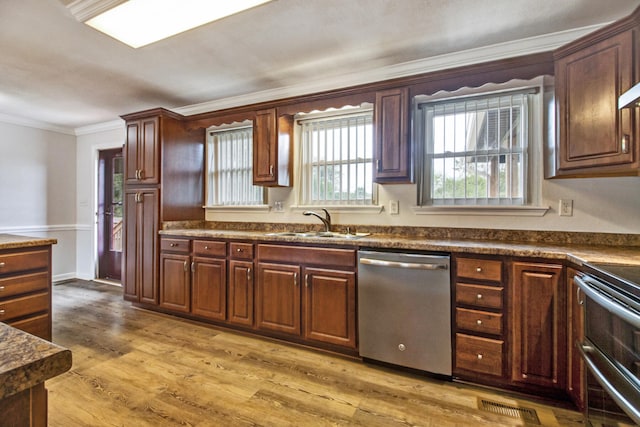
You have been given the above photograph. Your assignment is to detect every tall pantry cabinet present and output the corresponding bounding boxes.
[122,108,204,304]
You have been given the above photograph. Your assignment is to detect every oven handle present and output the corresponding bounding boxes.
[575,275,640,329]
[578,342,640,425]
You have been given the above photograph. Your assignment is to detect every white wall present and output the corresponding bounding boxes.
[0,121,77,280]
[75,124,125,280]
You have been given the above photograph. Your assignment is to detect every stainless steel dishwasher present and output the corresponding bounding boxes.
[358,250,451,376]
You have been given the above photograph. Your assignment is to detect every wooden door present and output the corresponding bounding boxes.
[303,267,356,349]
[555,30,635,173]
[374,88,412,183]
[566,267,585,410]
[256,262,300,335]
[228,260,254,327]
[191,257,226,321]
[253,109,277,185]
[125,121,140,184]
[124,117,159,184]
[511,262,565,389]
[159,253,190,313]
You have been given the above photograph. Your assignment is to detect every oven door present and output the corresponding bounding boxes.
[575,274,640,426]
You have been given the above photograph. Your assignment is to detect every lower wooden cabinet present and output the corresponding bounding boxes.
[159,252,190,313]
[228,260,254,327]
[456,333,504,377]
[256,262,301,334]
[510,262,565,390]
[191,256,226,321]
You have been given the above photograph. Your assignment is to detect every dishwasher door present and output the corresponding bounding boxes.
[358,250,451,376]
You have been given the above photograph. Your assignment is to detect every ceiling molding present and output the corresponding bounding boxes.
[74,119,124,136]
[0,113,75,135]
[175,22,605,117]
[66,0,126,22]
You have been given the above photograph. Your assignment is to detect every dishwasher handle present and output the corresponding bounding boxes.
[359,257,448,271]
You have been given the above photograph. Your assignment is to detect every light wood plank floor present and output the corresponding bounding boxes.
[47,281,584,426]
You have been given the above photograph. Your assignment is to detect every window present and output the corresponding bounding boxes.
[206,123,265,206]
[416,86,538,207]
[298,108,376,206]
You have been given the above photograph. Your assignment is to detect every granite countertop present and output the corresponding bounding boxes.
[159,228,640,267]
[0,234,58,250]
[0,324,71,399]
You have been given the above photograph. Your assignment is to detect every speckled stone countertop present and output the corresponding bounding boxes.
[0,234,57,250]
[0,324,71,399]
[160,224,640,267]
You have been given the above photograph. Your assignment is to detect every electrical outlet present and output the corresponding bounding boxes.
[559,199,573,216]
[389,200,399,215]
[273,201,284,212]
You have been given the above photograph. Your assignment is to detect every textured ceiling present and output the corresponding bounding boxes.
[0,0,638,131]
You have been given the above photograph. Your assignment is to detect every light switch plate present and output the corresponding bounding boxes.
[389,200,399,215]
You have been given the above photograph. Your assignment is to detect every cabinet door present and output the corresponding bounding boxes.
[125,117,159,184]
[159,252,190,313]
[192,257,226,321]
[555,30,635,174]
[256,262,300,335]
[303,268,356,349]
[374,88,412,183]
[511,262,565,389]
[253,109,292,187]
[123,189,158,304]
[228,260,254,327]
[566,267,585,410]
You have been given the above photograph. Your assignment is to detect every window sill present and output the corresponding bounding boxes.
[204,205,271,214]
[291,205,384,214]
[411,205,549,217]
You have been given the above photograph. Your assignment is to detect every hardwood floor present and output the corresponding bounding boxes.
[47,280,584,426]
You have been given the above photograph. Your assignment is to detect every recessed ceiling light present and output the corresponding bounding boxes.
[79,0,273,48]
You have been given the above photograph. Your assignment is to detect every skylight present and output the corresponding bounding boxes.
[80,0,273,48]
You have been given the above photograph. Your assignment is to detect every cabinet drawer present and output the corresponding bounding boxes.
[456,333,504,377]
[0,249,49,275]
[0,292,49,322]
[456,283,503,309]
[0,272,49,299]
[456,258,502,282]
[7,313,50,340]
[160,238,190,253]
[193,240,226,257]
[456,308,503,335]
[230,243,254,260]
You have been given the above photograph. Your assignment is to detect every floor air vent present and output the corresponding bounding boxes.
[478,399,541,425]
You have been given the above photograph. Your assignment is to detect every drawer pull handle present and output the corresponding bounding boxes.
[476,319,482,325]
[170,243,178,247]
[477,354,483,360]
[476,294,483,300]
[476,267,482,272]
[0,286,4,292]
[0,262,5,268]
[246,268,251,282]
[0,309,5,316]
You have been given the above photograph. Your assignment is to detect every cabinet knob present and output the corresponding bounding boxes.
[477,354,483,360]
[0,286,4,291]
[476,319,482,325]
[236,248,243,252]
[0,309,5,316]
[204,246,209,250]
[0,262,5,268]
[476,294,483,300]
[476,267,482,272]
[398,344,406,351]
[170,243,178,247]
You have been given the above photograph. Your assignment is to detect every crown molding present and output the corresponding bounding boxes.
[0,113,75,135]
[175,22,605,117]
[74,119,124,136]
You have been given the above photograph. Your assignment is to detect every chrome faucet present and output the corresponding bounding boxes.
[303,208,332,232]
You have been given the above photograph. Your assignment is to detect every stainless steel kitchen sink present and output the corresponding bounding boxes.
[265,231,370,239]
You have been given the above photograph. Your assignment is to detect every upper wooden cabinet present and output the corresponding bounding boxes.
[125,116,160,185]
[553,12,640,177]
[373,88,413,183]
[253,108,293,187]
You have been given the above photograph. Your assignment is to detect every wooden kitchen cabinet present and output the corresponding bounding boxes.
[191,240,227,321]
[566,267,585,410]
[125,116,160,184]
[303,267,356,349]
[123,188,159,305]
[253,108,293,187]
[373,87,412,183]
[256,262,301,335]
[553,15,639,177]
[159,238,191,313]
[510,262,566,390]
[228,260,254,327]
[0,246,53,341]
[453,256,506,380]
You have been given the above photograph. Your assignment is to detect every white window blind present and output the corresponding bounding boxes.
[206,125,265,206]
[299,110,375,205]
[417,90,532,206]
